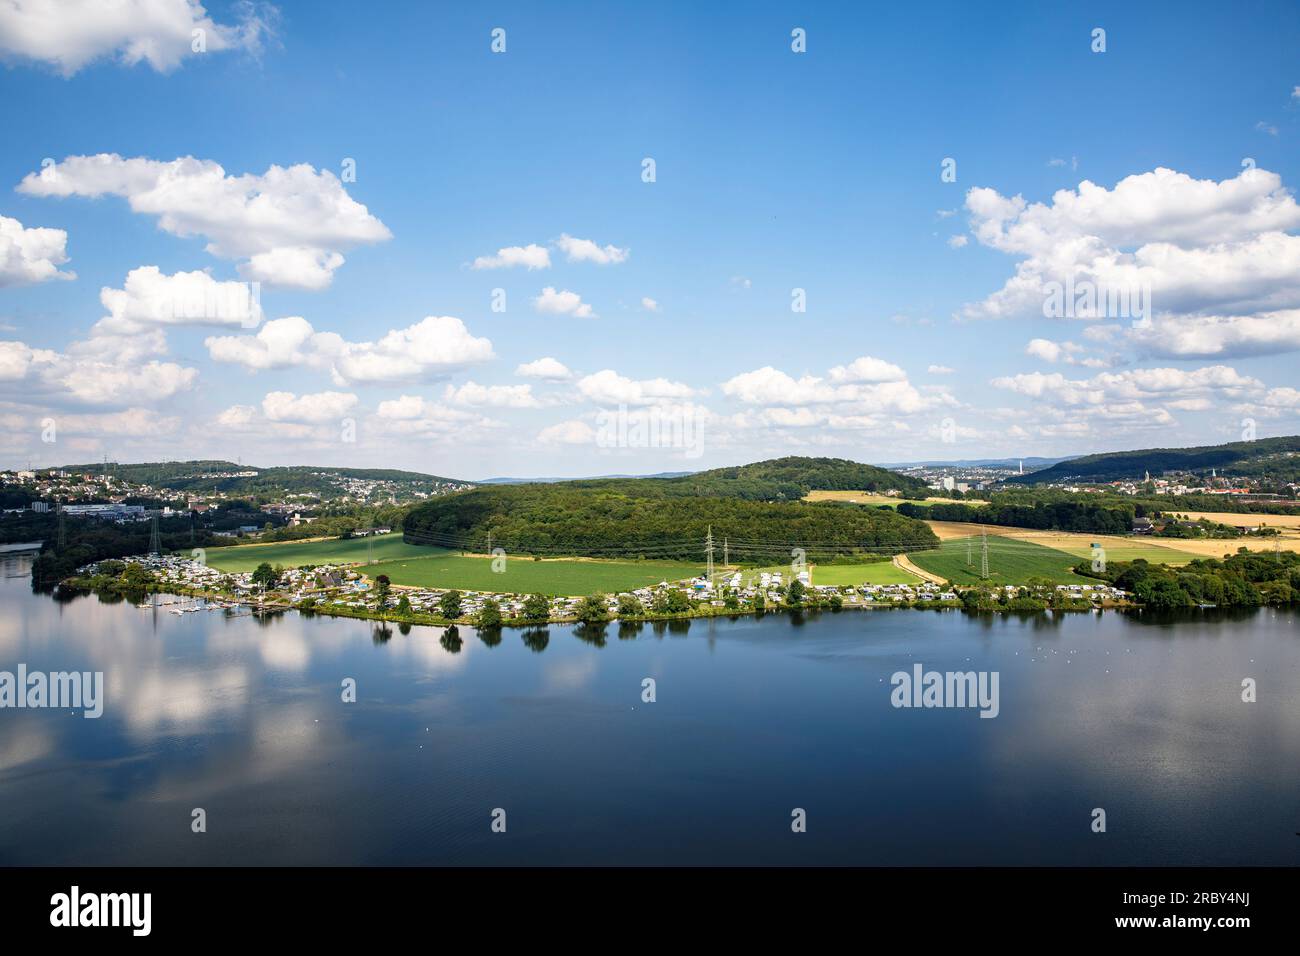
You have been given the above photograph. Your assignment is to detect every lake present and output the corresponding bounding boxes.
[1,550,1297,866]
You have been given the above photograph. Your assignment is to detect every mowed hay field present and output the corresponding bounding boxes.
[907,535,1088,586]
[367,552,703,595]
[805,490,984,508]
[205,534,428,572]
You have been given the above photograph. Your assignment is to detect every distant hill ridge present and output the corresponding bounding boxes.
[1006,436,1300,484]
[53,460,469,496]
[880,456,1074,470]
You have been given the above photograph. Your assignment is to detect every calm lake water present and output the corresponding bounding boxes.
[1,551,1298,866]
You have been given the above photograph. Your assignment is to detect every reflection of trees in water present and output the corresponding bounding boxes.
[521,627,550,652]
[645,617,697,637]
[398,621,412,636]
[50,585,86,605]
[251,608,287,629]
[371,623,394,644]
[440,625,463,653]
[618,620,643,641]
[96,590,126,606]
[1028,611,1065,632]
[574,621,608,647]
[1122,605,1265,629]
[478,626,503,647]
[964,609,1062,633]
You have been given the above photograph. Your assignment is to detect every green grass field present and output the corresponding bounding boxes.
[737,562,919,587]
[205,534,428,572]
[367,552,704,595]
[907,535,1085,586]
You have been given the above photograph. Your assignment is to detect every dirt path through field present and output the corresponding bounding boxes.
[894,554,945,585]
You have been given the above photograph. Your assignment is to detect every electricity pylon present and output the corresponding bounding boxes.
[705,525,714,582]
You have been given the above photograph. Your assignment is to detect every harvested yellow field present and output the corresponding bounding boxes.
[805,490,902,505]
[1125,536,1300,558]
[915,521,1300,565]
[805,490,984,507]
[1171,510,1300,529]
[925,521,1003,540]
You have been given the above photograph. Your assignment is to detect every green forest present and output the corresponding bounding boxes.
[404,457,937,561]
[897,499,1137,534]
[1078,550,1300,607]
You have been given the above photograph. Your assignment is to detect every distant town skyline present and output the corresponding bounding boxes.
[4,0,1300,476]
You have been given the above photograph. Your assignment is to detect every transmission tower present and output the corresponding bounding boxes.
[966,537,973,567]
[149,512,162,556]
[980,525,989,580]
[723,536,729,568]
[57,509,66,551]
[705,525,714,582]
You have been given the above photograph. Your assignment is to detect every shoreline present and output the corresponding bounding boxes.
[59,577,1126,627]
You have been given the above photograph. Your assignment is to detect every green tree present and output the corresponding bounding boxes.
[477,599,503,629]
[651,589,692,614]
[576,593,609,623]
[373,574,391,610]
[786,579,806,606]
[617,594,645,618]
[395,594,412,617]
[438,589,463,619]
[121,562,153,589]
[251,562,278,589]
[522,593,551,623]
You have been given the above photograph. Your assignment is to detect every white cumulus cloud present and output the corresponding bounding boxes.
[471,243,551,270]
[0,214,74,286]
[0,0,277,76]
[19,154,390,289]
[515,356,573,381]
[534,286,595,318]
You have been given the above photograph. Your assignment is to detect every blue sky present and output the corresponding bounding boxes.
[3,0,1300,479]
